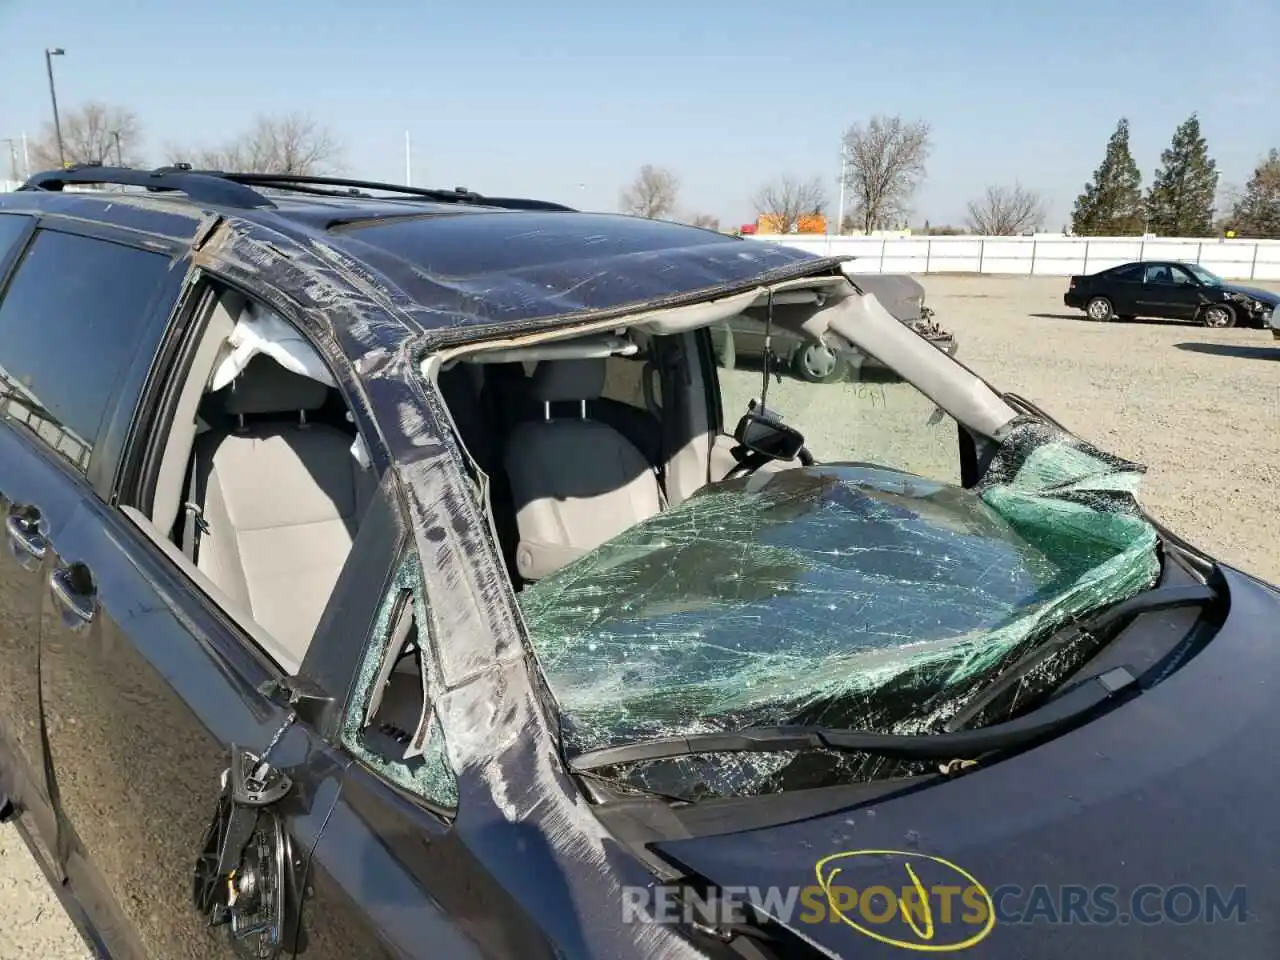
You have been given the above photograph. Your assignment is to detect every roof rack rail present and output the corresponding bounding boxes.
[18,165,576,214]
[20,164,276,209]
[218,172,575,211]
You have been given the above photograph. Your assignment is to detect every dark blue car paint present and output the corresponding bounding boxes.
[0,184,1274,958]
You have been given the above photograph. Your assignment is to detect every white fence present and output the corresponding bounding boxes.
[747,234,1280,282]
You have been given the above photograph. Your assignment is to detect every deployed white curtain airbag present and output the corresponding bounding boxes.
[209,300,338,391]
[208,300,371,469]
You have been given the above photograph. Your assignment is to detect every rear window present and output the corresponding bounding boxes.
[0,229,171,474]
[333,210,732,279]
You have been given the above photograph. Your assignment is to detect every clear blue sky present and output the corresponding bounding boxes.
[2,0,1277,228]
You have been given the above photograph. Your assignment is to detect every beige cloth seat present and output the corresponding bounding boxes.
[191,355,374,665]
[503,358,664,581]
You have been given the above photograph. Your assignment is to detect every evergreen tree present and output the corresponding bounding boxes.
[1144,114,1218,236]
[1071,118,1145,236]
[1227,149,1280,239]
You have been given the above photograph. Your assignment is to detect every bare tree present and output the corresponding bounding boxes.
[686,212,721,231]
[752,175,828,234]
[619,165,680,219]
[964,183,1048,235]
[841,115,932,234]
[167,113,343,175]
[29,102,145,170]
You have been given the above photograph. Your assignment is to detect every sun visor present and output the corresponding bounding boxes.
[209,300,338,392]
[455,334,638,365]
[629,288,765,335]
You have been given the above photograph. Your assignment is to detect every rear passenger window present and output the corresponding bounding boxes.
[0,230,170,474]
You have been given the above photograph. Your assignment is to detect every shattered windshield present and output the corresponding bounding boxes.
[517,342,1161,800]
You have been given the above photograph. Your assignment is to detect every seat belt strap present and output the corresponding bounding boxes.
[182,446,210,563]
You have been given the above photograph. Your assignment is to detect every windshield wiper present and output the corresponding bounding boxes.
[0,387,58,423]
[570,664,1139,773]
[943,582,1216,733]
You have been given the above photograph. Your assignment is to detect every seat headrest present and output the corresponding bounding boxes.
[528,358,606,403]
[223,355,329,415]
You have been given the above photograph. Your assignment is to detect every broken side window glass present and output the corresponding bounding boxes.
[340,552,458,809]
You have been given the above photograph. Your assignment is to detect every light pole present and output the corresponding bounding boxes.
[45,48,66,169]
[835,140,848,237]
[111,131,122,166]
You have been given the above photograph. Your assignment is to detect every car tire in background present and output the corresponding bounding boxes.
[1200,304,1236,329]
[1086,296,1114,322]
[793,342,848,383]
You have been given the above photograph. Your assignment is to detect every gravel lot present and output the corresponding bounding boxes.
[2,273,1277,956]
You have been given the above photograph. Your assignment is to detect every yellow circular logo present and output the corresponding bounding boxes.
[813,849,996,952]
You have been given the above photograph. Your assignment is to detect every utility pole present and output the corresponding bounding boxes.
[112,131,122,166]
[45,48,67,169]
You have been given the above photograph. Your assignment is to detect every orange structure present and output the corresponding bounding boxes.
[754,212,827,235]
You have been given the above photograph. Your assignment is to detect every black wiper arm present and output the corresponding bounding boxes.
[944,582,1216,734]
[0,387,58,423]
[569,665,1138,773]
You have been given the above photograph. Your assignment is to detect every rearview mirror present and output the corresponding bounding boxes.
[734,410,805,462]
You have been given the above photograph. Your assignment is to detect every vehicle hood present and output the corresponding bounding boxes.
[648,563,1280,958]
[519,425,1161,799]
[1220,282,1280,306]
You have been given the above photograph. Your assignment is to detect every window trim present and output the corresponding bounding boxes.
[0,212,37,292]
[0,219,186,496]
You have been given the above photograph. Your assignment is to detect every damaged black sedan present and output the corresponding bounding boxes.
[1065,259,1278,327]
[0,166,1276,960]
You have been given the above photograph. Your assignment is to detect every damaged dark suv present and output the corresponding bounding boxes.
[0,166,1276,960]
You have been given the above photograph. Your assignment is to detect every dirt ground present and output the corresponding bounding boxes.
[2,274,1277,957]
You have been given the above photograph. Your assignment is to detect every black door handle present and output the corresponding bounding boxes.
[49,562,96,624]
[6,505,46,562]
